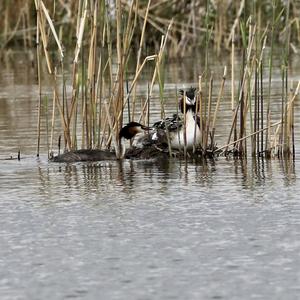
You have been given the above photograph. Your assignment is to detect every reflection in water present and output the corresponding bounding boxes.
[279,158,296,186]
[1,155,300,300]
[34,156,297,197]
[228,157,296,190]
[1,51,300,300]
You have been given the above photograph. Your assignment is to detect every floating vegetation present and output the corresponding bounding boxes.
[11,0,299,161]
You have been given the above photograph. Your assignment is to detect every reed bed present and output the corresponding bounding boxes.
[5,0,299,159]
[33,0,172,159]
[215,1,299,158]
[1,1,300,55]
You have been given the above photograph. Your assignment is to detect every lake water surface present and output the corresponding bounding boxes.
[1,51,300,300]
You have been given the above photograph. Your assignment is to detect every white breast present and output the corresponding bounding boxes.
[170,111,201,149]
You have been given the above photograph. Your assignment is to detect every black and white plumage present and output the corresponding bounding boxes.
[118,87,201,157]
[118,121,169,159]
[178,87,197,113]
[52,100,201,162]
[152,87,201,149]
[153,113,183,131]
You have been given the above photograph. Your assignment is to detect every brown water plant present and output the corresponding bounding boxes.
[1,1,300,57]
[34,0,174,159]
[26,0,300,160]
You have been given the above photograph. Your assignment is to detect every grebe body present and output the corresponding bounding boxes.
[152,87,201,149]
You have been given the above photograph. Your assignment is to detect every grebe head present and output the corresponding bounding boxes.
[179,87,197,113]
[118,122,151,159]
[119,122,150,140]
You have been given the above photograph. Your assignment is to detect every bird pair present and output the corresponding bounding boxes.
[119,87,201,153]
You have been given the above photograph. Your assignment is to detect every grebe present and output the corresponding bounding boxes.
[119,121,152,148]
[51,88,201,162]
[152,87,201,150]
[119,121,170,159]
[119,121,154,157]
[51,148,116,162]
[51,122,152,162]
[119,122,150,144]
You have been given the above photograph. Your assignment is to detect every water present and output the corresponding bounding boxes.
[1,51,300,300]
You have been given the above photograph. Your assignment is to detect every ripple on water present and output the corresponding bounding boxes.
[1,54,300,300]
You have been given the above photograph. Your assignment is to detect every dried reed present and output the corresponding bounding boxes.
[29,0,298,160]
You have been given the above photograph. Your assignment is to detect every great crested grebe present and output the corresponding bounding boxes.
[119,121,171,159]
[119,121,152,147]
[51,89,201,162]
[51,122,152,162]
[152,87,201,149]
[119,122,150,141]
[119,121,153,157]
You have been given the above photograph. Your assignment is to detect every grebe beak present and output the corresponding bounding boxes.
[141,125,151,131]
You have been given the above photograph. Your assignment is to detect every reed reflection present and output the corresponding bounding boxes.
[229,156,296,189]
[36,158,219,194]
[35,155,297,201]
